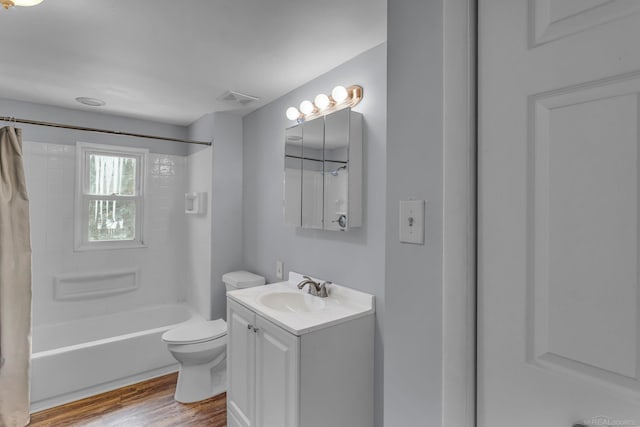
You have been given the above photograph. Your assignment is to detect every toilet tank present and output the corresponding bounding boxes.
[223,271,265,292]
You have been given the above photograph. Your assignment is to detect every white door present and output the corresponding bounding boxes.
[479,0,640,425]
[255,315,300,427]
[227,300,256,427]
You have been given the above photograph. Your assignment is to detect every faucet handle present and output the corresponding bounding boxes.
[318,281,331,298]
[297,277,318,295]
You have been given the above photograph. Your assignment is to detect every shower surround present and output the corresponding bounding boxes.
[22,140,202,411]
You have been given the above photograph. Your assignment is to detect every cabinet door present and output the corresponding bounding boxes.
[227,300,256,427]
[323,108,350,229]
[301,116,324,229]
[284,125,303,227]
[255,315,300,427]
[227,409,244,427]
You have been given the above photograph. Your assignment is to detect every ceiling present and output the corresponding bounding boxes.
[0,0,386,126]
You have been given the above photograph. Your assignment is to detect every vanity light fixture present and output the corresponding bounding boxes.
[314,93,332,111]
[331,86,349,103]
[286,107,301,121]
[285,84,363,122]
[299,100,316,115]
[2,0,44,9]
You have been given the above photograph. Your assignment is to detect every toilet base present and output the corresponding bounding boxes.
[174,355,227,403]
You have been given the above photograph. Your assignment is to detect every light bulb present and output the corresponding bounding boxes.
[286,107,300,121]
[314,94,331,110]
[299,100,315,115]
[13,0,44,5]
[331,85,349,103]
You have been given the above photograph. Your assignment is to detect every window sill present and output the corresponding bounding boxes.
[74,241,148,252]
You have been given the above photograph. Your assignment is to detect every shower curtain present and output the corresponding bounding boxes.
[0,127,32,427]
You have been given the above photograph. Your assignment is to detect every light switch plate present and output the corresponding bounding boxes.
[399,200,425,244]
[276,261,283,280]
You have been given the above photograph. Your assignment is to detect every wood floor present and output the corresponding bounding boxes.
[28,373,227,427]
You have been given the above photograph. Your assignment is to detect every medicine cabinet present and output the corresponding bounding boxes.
[283,108,362,231]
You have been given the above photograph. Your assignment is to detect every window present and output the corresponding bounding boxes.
[75,142,148,250]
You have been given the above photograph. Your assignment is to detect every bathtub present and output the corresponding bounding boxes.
[30,304,202,412]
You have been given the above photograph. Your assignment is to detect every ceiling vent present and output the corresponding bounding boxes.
[217,90,259,107]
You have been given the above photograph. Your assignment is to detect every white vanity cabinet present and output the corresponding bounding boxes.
[227,299,299,427]
[227,297,374,427]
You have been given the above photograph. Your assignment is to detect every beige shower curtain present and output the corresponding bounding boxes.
[0,127,32,427]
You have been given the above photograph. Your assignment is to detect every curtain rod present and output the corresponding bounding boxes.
[0,116,212,146]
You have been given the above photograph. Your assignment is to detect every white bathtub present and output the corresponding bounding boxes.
[30,304,202,412]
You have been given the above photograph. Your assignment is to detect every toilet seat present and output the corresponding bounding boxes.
[162,319,226,345]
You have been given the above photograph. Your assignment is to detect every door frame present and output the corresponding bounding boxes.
[442,0,477,426]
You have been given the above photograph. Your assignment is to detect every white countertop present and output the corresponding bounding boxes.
[226,272,375,336]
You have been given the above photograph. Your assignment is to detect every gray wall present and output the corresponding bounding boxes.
[0,98,188,155]
[385,0,445,425]
[242,43,386,427]
[188,112,245,321]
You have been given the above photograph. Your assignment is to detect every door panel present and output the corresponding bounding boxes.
[227,301,256,427]
[530,80,640,386]
[479,0,640,425]
[255,315,299,427]
[532,0,640,46]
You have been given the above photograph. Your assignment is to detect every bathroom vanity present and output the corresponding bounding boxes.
[226,273,375,427]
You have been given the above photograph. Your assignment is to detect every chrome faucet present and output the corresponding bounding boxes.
[297,276,331,298]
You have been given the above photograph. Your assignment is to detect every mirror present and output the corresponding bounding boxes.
[324,109,351,231]
[284,126,302,226]
[283,108,362,230]
[302,118,324,229]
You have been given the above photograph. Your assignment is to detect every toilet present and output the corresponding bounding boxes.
[162,270,266,403]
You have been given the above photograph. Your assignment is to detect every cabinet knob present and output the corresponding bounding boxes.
[253,327,260,333]
[332,214,347,228]
[247,324,253,330]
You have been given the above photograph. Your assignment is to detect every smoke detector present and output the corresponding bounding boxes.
[216,90,259,107]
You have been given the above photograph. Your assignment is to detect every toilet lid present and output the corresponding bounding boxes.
[162,319,227,345]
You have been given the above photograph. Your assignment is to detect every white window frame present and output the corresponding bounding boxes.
[74,142,148,251]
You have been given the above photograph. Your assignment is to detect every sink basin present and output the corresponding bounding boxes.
[257,291,325,313]
[227,273,375,335]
